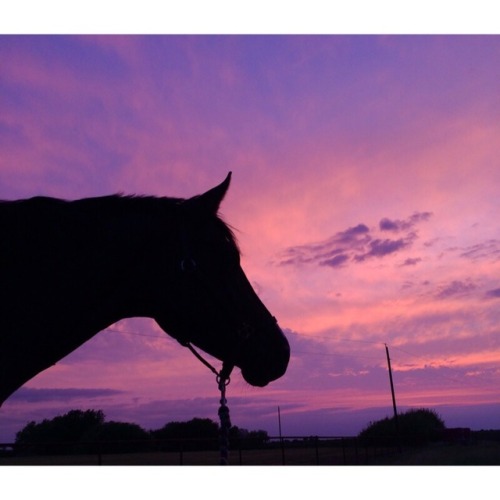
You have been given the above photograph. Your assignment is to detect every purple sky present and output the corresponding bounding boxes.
[1,35,500,442]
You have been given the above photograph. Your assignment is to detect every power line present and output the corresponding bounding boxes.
[286,329,385,346]
[104,327,168,340]
[386,344,500,391]
[104,326,500,392]
[292,348,382,360]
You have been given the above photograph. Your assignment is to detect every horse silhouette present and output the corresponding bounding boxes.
[0,173,290,405]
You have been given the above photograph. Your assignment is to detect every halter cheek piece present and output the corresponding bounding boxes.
[176,224,251,375]
[177,252,235,382]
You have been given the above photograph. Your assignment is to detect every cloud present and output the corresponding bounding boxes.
[277,212,430,269]
[435,280,477,300]
[379,212,433,232]
[335,223,371,243]
[400,257,422,267]
[459,240,500,261]
[277,223,370,267]
[9,387,125,403]
[320,254,350,268]
[485,288,500,299]
[354,237,411,262]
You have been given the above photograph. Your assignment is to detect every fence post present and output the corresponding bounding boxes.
[280,437,286,465]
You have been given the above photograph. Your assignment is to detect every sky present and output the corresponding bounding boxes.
[1,34,500,443]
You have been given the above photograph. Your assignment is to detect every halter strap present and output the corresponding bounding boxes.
[182,340,234,384]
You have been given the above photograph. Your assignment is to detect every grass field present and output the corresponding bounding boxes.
[367,440,500,465]
[0,447,341,466]
[1,440,500,465]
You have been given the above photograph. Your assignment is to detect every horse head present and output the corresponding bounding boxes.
[154,173,290,387]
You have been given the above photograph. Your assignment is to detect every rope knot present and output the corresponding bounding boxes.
[217,367,232,465]
[218,403,231,427]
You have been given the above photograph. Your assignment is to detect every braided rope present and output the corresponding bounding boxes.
[217,375,231,465]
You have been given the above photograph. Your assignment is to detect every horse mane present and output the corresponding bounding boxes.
[0,193,239,253]
[85,194,240,253]
[0,193,184,211]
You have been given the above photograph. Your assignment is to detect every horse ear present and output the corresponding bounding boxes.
[184,172,232,215]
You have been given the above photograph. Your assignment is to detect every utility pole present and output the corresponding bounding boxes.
[278,406,285,465]
[385,344,401,451]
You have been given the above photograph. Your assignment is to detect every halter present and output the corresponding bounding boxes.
[175,224,241,464]
[182,340,234,465]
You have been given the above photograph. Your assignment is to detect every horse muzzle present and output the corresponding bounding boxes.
[239,329,290,387]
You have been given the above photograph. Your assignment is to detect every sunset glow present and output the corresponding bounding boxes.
[1,34,500,441]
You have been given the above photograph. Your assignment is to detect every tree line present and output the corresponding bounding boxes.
[14,409,269,455]
[14,407,456,456]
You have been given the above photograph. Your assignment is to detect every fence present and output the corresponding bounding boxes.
[0,436,400,465]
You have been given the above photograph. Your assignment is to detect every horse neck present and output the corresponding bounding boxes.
[85,197,182,319]
[0,195,185,405]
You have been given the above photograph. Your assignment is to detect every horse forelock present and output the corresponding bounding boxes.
[214,215,240,255]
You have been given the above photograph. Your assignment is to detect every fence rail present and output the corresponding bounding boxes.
[0,436,401,465]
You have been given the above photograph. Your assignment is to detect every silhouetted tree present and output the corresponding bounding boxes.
[359,408,446,447]
[15,409,105,454]
[151,417,219,451]
[14,410,270,456]
[229,426,269,448]
[79,421,150,454]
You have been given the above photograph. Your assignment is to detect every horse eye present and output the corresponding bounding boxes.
[180,258,197,273]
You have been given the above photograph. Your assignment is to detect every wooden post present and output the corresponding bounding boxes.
[278,406,285,465]
[385,344,401,451]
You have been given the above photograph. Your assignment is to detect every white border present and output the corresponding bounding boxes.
[1,1,498,34]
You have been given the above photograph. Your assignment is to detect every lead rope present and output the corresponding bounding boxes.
[183,341,234,465]
[217,372,231,465]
